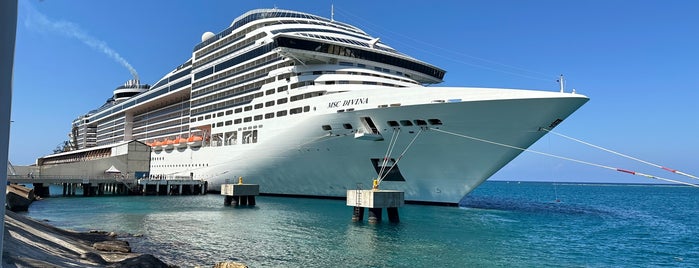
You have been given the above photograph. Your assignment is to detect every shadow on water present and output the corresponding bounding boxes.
[459,195,615,217]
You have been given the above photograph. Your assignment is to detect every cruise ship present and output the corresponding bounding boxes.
[66,8,588,204]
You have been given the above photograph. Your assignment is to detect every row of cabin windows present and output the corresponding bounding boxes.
[207,105,312,128]
[320,119,442,131]
[298,68,419,85]
[152,163,209,168]
[191,88,325,124]
[192,53,283,95]
[195,32,267,68]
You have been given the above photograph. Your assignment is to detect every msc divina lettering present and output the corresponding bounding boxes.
[64,9,588,205]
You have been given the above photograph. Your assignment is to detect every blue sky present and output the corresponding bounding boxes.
[10,0,699,185]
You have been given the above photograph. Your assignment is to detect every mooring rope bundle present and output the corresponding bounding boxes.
[432,128,699,188]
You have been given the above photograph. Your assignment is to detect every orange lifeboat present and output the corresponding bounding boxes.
[152,140,163,151]
[174,137,187,149]
[163,138,175,150]
[187,135,203,147]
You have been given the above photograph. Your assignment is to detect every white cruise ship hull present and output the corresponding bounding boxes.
[150,87,587,204]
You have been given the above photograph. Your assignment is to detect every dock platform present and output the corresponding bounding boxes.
[347,189,404,223]
[221,178,259,206]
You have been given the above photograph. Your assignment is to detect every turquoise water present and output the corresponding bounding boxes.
[21,182,699,267]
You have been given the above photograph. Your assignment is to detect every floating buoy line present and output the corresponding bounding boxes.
[432,128,699,188]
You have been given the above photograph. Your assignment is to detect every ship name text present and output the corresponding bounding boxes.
[328,98,369,108]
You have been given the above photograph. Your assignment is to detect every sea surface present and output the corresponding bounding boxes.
[21,181,699,267]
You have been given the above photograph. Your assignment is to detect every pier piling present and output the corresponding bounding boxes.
[221,177,259,207]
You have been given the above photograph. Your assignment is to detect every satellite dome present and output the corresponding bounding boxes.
[201,32,215,42]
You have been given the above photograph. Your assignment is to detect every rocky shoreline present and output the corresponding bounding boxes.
[2,210,172,267]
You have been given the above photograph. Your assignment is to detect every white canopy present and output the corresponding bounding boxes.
[105,165,121,174]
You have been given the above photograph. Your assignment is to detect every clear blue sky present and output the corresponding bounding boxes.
[10,0,699,184]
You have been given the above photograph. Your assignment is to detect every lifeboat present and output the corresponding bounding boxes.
[174,137,188,149]
[163,138,175,150]
[187,135,203,147]
[152,140,163,151]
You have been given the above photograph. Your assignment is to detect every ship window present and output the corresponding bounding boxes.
[235,108,242,113]
[277,86,287,92]
[217,112,224,117]
[303,106,310,112]
[378,105,388,108]
[265,101,275,107]
[400,120,413,126]
[265,113,274,119]
[234,119,242,124]
[277,98,288,104]
[387,121,399,127]
[191,118,196,123]
[244,117,252,122]
[266,89,275,95]
[226,110,233,115]
[343,123,353,129]
[225,120,232,126]
[254,103,263,109]
[254,115,263,121]
[290,107,302,115]
[414,120,427,126]
[277,110,287,117]
[244,106,252,111]
[321,125,332,131]
[217,122,223,127]
[428,119,443,125]
[339,80,349,84]
[205,115,211,120]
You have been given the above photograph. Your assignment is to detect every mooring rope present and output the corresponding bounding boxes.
[379,128,423,184]
[378,128,401,179]
[541,128,699,181]
[432,128,699,187]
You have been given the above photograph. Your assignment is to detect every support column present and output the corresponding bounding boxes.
[352,207,365,222]
[387,207,400,223]
[62,183,67,196]
[368,208,382,224]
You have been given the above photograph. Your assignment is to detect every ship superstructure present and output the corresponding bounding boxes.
[66,9,588,204]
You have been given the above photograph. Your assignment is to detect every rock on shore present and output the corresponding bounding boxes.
[2,210,172,267]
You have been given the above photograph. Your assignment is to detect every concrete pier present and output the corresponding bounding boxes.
[347,190,404,223]
[221,179,259,207]
[138,179,207,196]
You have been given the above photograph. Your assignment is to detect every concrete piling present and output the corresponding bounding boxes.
[347,189,404,223]
[221,177,259,207]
